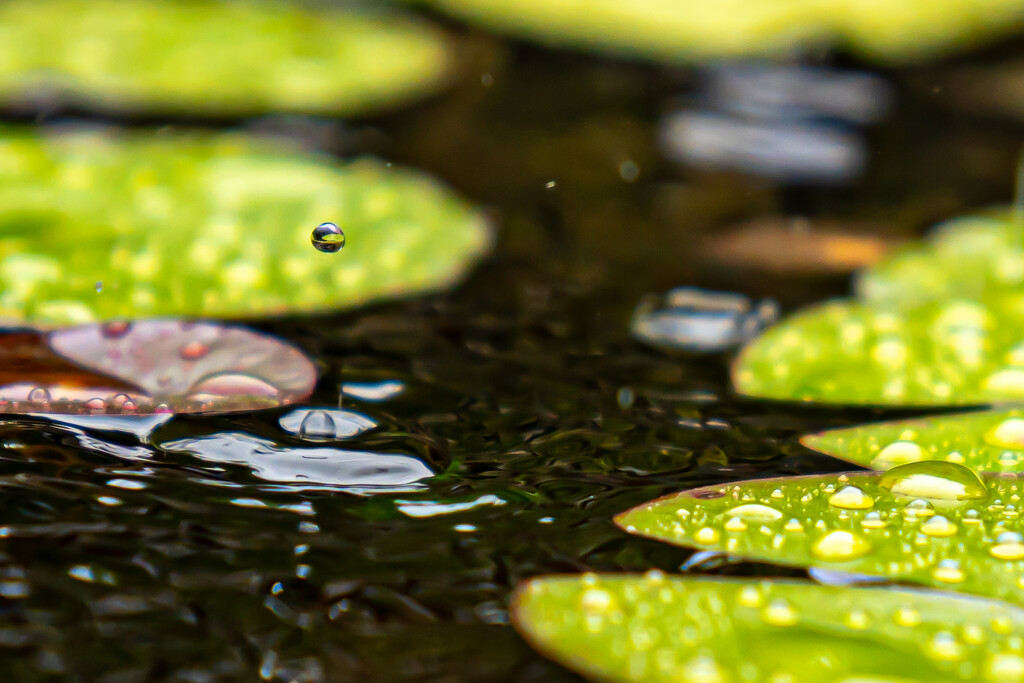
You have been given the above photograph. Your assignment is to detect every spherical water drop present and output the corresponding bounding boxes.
[990,532,1024,560]
[878,461,989,502]
[101,321,131,339]
[986,417,1024,450]
[894,605,921,627]
[920,515,958,537]
[694,527,720,545]
[871,440,924,469]
[932,559,965,584]
[27,386,50,403]
[761,598,798,627]
[299,410,336,440]
[987,653,1024,681]
[811,530,871,561]
[927,631,965,662]
[311,222,345,253]
[829,485,874,510]
[725,503,782,522]
[845,609,869,630]
[580,588,614,612]
[179,340,210,361]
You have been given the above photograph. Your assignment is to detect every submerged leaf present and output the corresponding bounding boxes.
[0,0,451,115]
[732,296,1024,406]
[0,320,315,415]
[616,465,1024,606]
[0,127,490,324]
[514,574,1024,683]
[804,409,1024,471]
[428,0,1024,64]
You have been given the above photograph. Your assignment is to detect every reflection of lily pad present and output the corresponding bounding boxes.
[856,213,1023,307]
[804,408,1024,471]
[0,320,315,415]
[428,0,1024,64]
[160,432,434,493]
[0,0,451,115]
[514,574,1024,683]
[733,296,1024,406]
[616,465,1024,605]
[0,127,490,324]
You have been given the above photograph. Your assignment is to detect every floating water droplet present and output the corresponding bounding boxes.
[311,222,345,253]
[94,281,103,293]
[920,515,958,537]
[829,485,874,510]
[761,598,798,626]
[27,386,50,403]
[870,440,924,469]
[545,180,556,190]
[179,340,210,361]
[811,530,871,561]
[986,417,1024,450]
[725,503,782,522]
[299,410,335,440]
[879,461,989,503]
[990,531,1024,560]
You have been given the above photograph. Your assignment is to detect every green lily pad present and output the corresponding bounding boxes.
[427,0,1024,64]
[803,409,1024,472]
[732,295,1024,406]
[856,213,1024,307]
[0,0,451,115]
[0,126,490,325]
[616,463,1024,606]
[514,574,1024,683]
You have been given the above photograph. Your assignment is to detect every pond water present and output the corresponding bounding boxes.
[3,26,1024,683]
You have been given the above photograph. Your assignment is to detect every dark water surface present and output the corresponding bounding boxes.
[4,21,1024,682]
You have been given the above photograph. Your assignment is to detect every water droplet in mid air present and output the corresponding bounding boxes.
[311,222,345,253]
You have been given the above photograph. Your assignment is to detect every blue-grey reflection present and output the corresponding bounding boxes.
[27,413,172,441]
[160,432,434,492]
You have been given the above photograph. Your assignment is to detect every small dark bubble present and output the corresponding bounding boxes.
[311,222,345,253]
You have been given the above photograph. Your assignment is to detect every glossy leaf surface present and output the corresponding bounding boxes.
[616,465,1024,606]
[804,408,1024,471]
[732,297,1024,406]
[514,574,1024,683]
[0,127,490,324]
[0,0,451,115]
[429,0,1024,64]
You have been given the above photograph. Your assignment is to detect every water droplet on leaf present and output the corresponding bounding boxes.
[878,461,988,503]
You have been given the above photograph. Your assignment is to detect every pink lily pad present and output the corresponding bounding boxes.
[0,320,316,415]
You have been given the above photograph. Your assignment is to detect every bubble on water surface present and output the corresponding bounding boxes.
[311,222,345,253]
[278,408,376,441]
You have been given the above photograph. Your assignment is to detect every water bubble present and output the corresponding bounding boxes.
[860,511,887,529]
[829,485,874,510]
[179,340,210,361]
[932,559,965,584]
[724,517,747,532]
[94,281,103,293]
[761,598,798,626]
[27,386,50,403]
[986,417,1024,450]
[725,503,782,522]
[736,585,761,608]
[299,410,336,440]
[811,530,871,561]
[101,321,131,339]
[879,461,989,503]
[84,397,106,413]
[927,631,965,662]
[894,605,921,627]
[870,440,924,469]
[920,515,958,537]
[990,532,1024,560]
[694,527,720,545]
[311,222,345,253]
[783,519,804,533]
